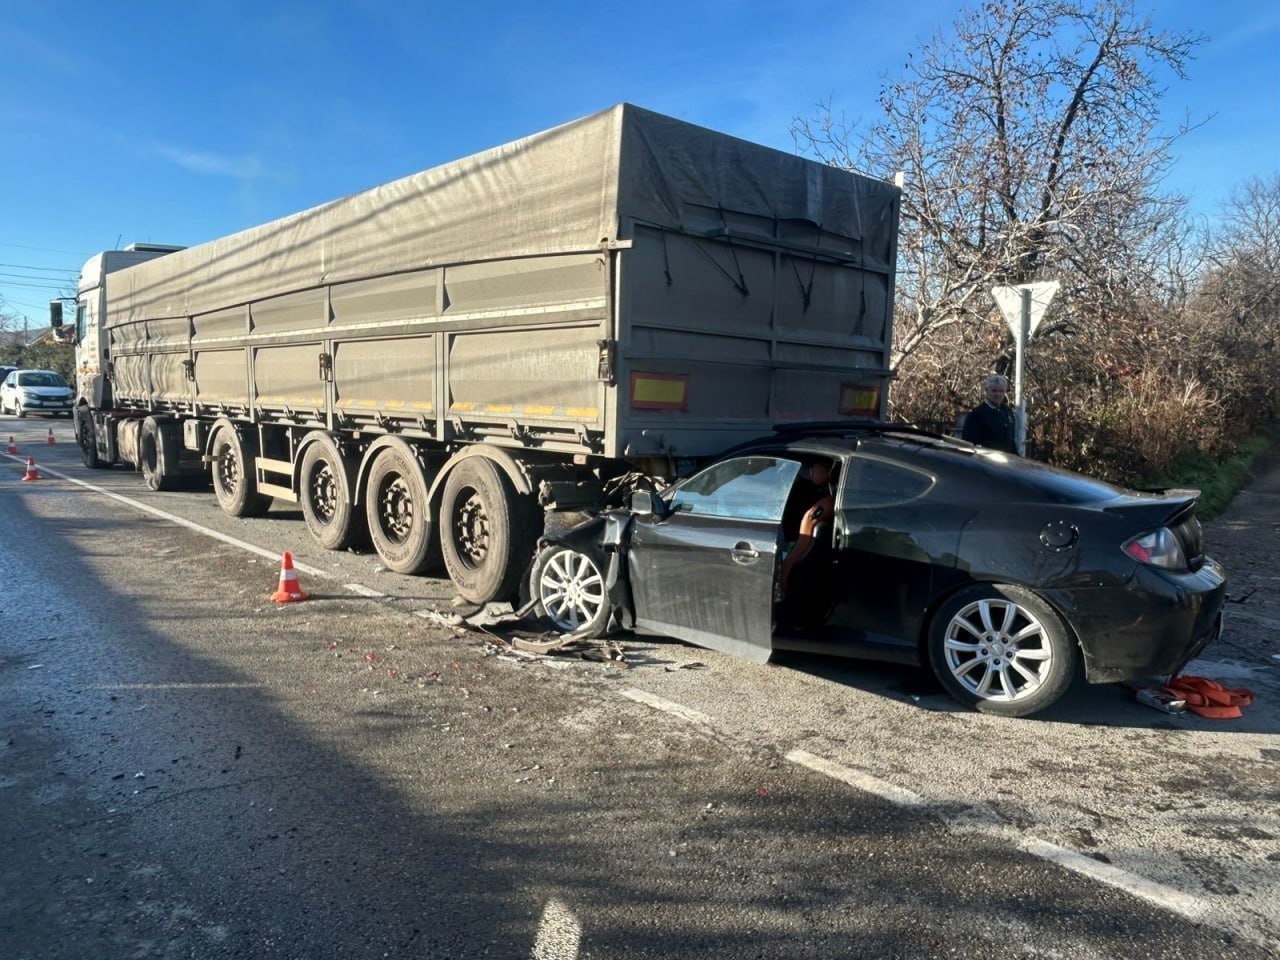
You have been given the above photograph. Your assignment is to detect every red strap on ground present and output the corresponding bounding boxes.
[1162,675,1255,719]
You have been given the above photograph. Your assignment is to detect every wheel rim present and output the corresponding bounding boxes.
[218,445,241,496]
[308,460,339,525]
[539,549,605,632]
[376,474,415,545]
[451,489,490,569]
[943,598,1053,702]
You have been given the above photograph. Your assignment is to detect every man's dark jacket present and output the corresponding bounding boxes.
[961,401,1017,454]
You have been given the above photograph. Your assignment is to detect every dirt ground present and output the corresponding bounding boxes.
[1198,447,1280,696]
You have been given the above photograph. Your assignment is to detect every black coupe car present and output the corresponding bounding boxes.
[530,424,1227,717]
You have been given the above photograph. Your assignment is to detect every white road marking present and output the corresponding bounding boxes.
[620,688,715,726]
[785,749,926,808]
[1015,836,1209,925]
[530,898,581,960]
[625,688,1239,939]
[4,455,329,575]
[4,453,386,601]
[92,683,265,690]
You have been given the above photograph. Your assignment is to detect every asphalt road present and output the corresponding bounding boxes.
[1,417,1277,959]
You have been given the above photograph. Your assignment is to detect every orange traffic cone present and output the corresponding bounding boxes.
[46,427,55,445]
[271,551,309,603]
[21,456,40,481]
[6,435,16,454]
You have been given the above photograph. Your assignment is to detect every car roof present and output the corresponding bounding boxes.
[721,422,1137,505]
[721,421,963,459]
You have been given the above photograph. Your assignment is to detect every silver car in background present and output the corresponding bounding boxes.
[0,369,74,418]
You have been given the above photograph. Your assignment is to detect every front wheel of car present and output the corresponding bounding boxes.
[927,584,1078,718]
[531,544,612,637]
[15,401,24,419]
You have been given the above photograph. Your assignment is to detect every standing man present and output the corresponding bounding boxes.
[961,374,1018,454]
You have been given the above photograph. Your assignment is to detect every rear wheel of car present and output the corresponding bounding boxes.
[531,544,612,637]
[927,584,1078,718]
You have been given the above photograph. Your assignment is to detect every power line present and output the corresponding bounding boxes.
[0,262,80,273]
[0,241,87,256]
[0,279,74,291]
[0,272,76,283]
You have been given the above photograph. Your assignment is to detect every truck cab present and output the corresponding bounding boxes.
[72,244,185,408]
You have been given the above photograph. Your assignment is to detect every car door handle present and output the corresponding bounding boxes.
[731,542,760,564]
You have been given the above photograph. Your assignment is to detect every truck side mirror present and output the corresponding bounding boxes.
[49,300,63,329]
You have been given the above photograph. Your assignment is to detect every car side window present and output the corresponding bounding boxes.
[669,457,801,522]
[842,456,934,507]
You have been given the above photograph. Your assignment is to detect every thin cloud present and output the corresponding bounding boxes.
[148,142,267,180]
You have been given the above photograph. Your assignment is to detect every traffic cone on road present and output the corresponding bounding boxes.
[21,456,40,481]
[6,435,16,454]
[271,551,309,603]
[46,427,55,445]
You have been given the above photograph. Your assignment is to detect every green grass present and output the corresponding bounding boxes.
[1154,420,1280,519]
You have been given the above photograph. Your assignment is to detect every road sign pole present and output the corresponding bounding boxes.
[1015,288,1030,456]
[992,280,1057,458]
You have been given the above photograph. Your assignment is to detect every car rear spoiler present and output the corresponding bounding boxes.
[1101,491,1200,527]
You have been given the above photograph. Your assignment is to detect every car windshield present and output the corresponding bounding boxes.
[17,372,66,387]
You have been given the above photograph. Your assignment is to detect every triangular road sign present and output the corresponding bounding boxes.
[992,281,1059,342]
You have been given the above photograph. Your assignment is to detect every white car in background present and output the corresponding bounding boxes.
[0,369,74,418]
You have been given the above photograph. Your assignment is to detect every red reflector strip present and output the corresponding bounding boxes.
[839,382,880,416]
[630,372,689,411]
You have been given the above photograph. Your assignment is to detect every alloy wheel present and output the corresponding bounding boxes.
[942,598,1053,703]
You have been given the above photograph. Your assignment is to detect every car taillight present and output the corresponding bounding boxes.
[1123,527,1187,570]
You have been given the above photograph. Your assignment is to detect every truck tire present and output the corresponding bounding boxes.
[210,426,272,517]
[75,409,102,469]
[300,433,365,551]
[440,457,539,604]
[364,442,440,574]
[140,417,180,491]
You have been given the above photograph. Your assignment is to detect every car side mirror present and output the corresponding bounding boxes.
[629,490,667,518]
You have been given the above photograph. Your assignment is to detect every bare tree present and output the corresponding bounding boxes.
[1187,174,1280,426]
[794,0,1202,372]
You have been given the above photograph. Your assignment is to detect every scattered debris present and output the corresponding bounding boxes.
[417,596,628,665]
[1134,687,1186,715]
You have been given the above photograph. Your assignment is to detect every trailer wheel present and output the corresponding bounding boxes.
[140,417,180,491]
[210,427,271,517]
[440,457,539,604]
[75,409,101,469]
[300,434,365,551]
[365,443,440,574]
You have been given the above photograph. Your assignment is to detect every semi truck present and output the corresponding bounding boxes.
[64,104,900,605]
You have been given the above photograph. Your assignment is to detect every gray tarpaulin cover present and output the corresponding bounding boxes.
[107,104,896,326]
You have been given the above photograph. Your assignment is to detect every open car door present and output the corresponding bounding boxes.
[627,456,801,663]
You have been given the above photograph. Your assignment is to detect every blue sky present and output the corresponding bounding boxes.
[1,0,1276,327]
